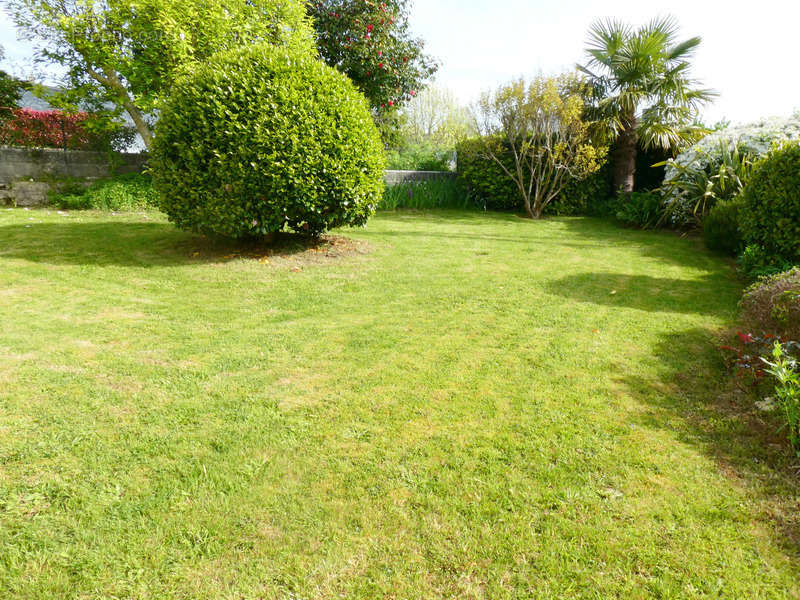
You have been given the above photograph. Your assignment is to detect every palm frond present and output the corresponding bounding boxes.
[667,36,701,61]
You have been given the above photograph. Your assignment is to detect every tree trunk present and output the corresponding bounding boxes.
[613,124,638,196]
[119,97,154,151]
[88,67,154,151]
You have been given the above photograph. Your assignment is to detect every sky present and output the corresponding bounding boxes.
[409,0,800,125]
[2,0,799,125]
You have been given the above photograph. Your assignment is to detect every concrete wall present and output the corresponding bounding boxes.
[0,150,454,206]
[0,147,147,206]
[384,170,456,185]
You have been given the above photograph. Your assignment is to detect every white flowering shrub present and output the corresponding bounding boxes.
[662,112,800,226]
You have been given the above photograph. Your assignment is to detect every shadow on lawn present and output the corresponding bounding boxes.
[545,272,737,316]
[374,212,730,273]
[0,221,345,267]
[624,326,800,554]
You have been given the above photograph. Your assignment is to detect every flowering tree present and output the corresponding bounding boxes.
[307,0,437,111]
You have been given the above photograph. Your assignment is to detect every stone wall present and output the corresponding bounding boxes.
[0,147,147,206]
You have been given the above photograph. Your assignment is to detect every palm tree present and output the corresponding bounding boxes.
[578,17,716,195]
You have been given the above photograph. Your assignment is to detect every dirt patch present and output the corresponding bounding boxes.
[182,233,371,268]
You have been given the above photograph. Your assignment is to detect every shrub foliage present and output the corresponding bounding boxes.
[739,142,800,266]
[152,45,385,238]
[53,173,158,211]
[741,267,800,342]
[703,198,744,256]
[0,108,133,151]
[662,113,800,226]
[456,136,611,214]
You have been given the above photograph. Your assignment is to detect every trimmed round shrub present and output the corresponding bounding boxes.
[741,267,800,340]
[152,44,385,238]
[703,198,743,256]
[739,142,800,264]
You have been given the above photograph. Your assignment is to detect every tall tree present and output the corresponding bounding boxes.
[2,0,314,150]
[578,17,715,195]
[307,0,437,112]
[399,84,475,148]
[473,74,605,219]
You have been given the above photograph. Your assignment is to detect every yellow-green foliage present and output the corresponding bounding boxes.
[457,136,611,214]
[471,74,606,218]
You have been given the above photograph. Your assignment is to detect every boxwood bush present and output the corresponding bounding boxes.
[152,44,385,238]
[739,142,800,267]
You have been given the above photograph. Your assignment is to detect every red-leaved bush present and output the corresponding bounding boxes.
[0,108,106,150]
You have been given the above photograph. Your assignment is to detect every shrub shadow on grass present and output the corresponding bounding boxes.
[622,326,800,553]
[0,221,360,268]
[559,217,730,272]
[372,213,731,274]
[546,272,736,316]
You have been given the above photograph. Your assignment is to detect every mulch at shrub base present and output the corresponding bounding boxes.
[184,233,371,268]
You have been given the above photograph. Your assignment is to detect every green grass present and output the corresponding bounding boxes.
[0,208,798,599]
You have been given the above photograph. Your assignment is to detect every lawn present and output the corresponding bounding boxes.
[0,208,798,599]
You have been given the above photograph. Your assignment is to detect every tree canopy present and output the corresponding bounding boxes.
[3,0,315,149]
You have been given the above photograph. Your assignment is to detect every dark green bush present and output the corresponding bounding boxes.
[456,136,611,214]
[152,44,385,238]
[739,142,800,266]
[703,198,743,256]
[456,137,519,210]
[632,145,673,192]
[52,173,157,211]
[739,245,797,280]
[613,191,663,228]
[553,163,613,216]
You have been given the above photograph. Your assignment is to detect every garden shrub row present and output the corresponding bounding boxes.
[0,108,134,151]
[455,137,669,216]
[691,141,800,277]
[738,142,800,269]
[456,136,612,215]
